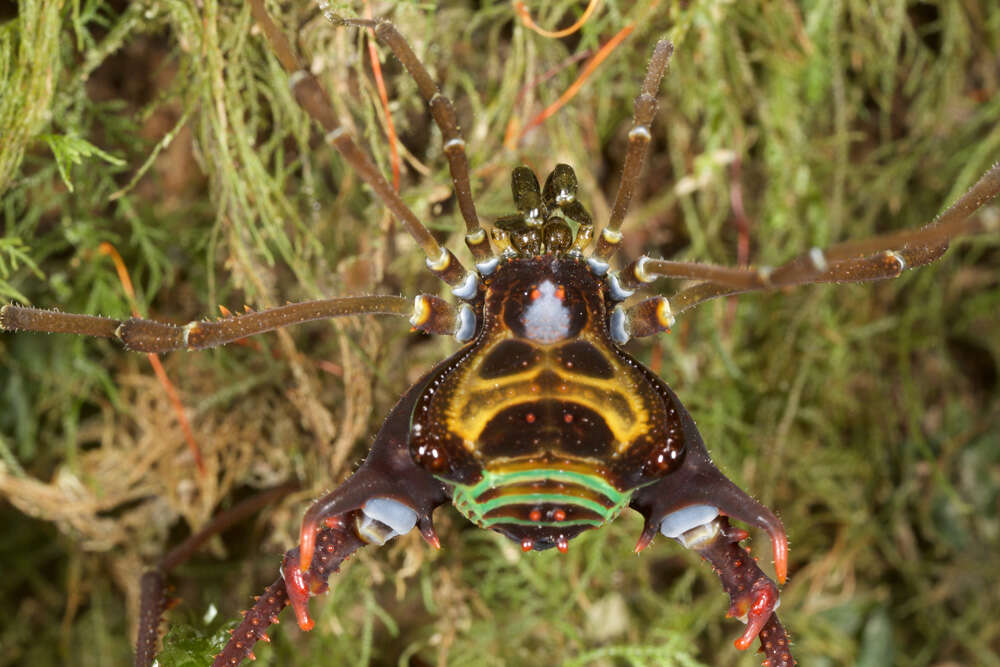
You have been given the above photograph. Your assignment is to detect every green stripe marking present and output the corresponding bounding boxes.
[475,517,603,529]
[475,493,612,517]
[449,468,633,529]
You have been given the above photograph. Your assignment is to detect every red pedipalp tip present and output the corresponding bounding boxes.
[772,532,788,585]
[298,521,317,573]
[295,613,315,632]
[283,555,316,632]
[733,581,780,651]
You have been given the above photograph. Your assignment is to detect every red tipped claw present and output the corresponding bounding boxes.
[771,530,788,585]
[298,516,319,573]
[731,579,780,651]
[746,509,789,585]
[282,552,315,632]
[755,513,789,585]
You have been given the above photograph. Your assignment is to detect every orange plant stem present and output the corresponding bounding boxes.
[365,1,401,191]
[97,242,205,475]
[513,0,600,39]
[518,23,634,143]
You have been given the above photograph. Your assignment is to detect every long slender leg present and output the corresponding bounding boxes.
[591,40,673,263]
[247,0,472,288]
[611,160,1000,315]
[2,294,462,352]
[340,17,493,264]
[618,240,948,294]
[1,295,438,353]
[660,240,949,317]
[134,481,298,667]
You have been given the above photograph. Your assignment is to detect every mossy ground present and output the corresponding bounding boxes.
[1,1,998,666]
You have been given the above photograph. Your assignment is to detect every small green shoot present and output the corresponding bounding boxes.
[40,132,125,192]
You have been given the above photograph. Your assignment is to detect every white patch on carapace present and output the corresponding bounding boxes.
[522,280,570,343]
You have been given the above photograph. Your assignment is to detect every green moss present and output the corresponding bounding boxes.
[1,1,998,666]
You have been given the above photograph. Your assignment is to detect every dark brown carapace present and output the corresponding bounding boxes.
[412,250,687,552]
[3,3,999,667]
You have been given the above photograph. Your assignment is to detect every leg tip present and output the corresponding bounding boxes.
[772,533,788,585]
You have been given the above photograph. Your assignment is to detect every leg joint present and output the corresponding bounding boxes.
[660,505,720,548]
[357,497,418,545]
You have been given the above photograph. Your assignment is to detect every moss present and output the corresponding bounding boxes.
[1,1,998,665]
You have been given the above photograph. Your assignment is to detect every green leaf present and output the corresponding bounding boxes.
[40,133,125,192]
[156,618,235,667]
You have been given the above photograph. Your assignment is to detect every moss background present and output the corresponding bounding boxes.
[1,1,999,665]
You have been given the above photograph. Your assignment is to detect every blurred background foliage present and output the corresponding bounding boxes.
[0,0,998,665]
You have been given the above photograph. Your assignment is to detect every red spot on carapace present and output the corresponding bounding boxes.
[525,413,536,423]
[521,538,534,552]
[556,536,569,553]
[529,509,542,522]
[563,413,573,423]
[553,509,566,521]
[555,285,565,299]
[530,287,541,300]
